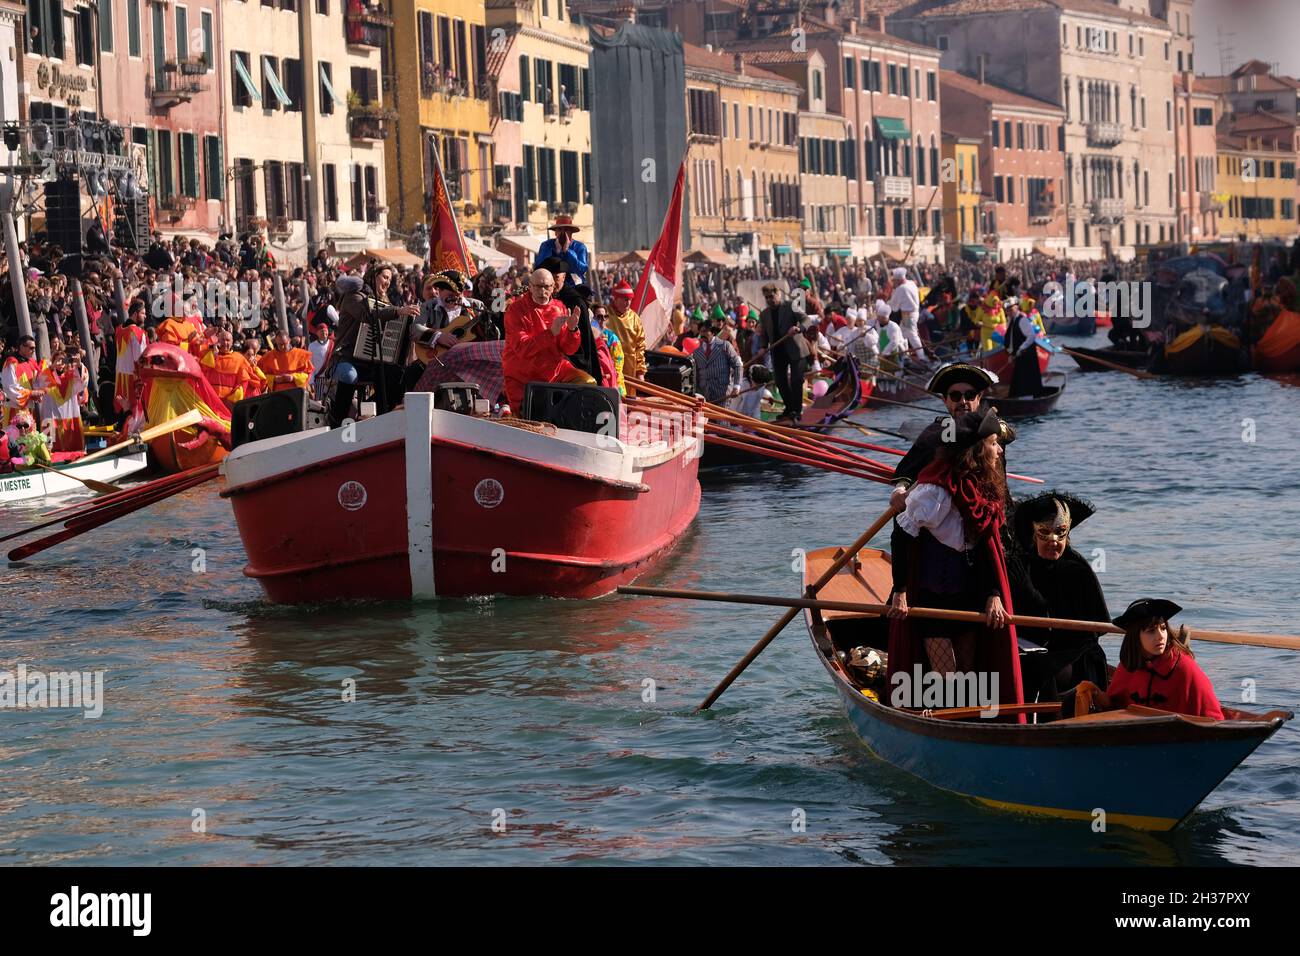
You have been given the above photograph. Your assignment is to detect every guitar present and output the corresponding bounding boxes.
[409,308,486,365]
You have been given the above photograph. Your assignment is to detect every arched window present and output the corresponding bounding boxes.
[916,136,925,186]
[930,134,939,185]
[723,170,731,213]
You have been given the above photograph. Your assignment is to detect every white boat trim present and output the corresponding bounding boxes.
[404,393,437,598]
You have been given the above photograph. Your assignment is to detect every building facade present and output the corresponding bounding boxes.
[890,0,1178,260]
[1172,73,1220,244]
[939,132,979,253]
[682,42,800,267]
[1215,129,1298,242]
[487,0,594,259]
[789,50,851,265]
[96,0,224,238]
[220,0,389,263]
[940,70,1066,260]
[384,0,491,242]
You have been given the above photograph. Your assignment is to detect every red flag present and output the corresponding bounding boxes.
[631,159,686,349]
[428,138,476,278]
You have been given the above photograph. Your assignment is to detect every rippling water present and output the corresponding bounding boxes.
[3,333,1298,866]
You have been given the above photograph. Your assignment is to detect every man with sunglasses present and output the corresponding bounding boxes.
[888,362,1016,513]
[757,283,806,422]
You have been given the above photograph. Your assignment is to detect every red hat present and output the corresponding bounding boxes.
[548,214,580,234]
[612,280,634,297]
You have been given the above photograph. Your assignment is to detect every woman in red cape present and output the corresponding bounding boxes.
[885,408,1025,720]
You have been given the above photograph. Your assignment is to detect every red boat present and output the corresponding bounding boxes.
[220,393,703,602]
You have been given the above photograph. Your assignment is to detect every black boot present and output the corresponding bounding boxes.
[329,383,357,428]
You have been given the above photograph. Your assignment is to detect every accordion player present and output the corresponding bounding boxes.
[326,272,420,427]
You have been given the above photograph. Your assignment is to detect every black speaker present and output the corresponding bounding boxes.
[43,178,83,254]
[230,388,327,448]
[644,349,696,395]
[113,195,150,253]
[522,382,620,435]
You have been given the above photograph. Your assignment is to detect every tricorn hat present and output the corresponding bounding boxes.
[1012,491,1095,551]
[1113,599,1183,631]
[927,362,999,396]
[945,407,1003,453]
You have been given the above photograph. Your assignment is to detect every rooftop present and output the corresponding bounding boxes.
[940,69,1064,114]
[897,0,1166,28]
[683,42,799,87]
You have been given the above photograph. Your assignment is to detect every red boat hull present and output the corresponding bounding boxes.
[221,396,702,601]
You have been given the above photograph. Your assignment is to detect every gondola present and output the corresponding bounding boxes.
[1159,324,1248,376]
[984,371,1067,418]
[803,546,1292,831]
[700,357,862,470]
[1045,314,1096,336]
[1067,345,1150,372]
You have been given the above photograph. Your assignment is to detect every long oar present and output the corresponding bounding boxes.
[861,390,945,414]
[8,465,219,561]
[693,506,899,710]
[1061,346,1156,380]
[703,425,892,481]
[34,462,121,495]
[618,586,1300,653]
[73,409,204,466]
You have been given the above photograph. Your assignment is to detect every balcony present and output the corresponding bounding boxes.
[543,101,557,121]
[345,5,393,49]
[1090,197,1126,223]
[268,215,292,239]
[1085,120,1125,148]
[348,105,395,141]
[150,67,207,108]
[421,64,468,99]
[1028,199,1056,224]
[1199,191,1219,214]
[489,199,513,224]
[874,175,912,203]
[156,195,194,222]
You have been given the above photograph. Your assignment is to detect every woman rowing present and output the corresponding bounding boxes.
[1007,492,1111,717]
[1077,600,1224,720]
[884,407,1024,715]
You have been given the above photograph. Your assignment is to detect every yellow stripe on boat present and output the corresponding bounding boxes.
[974,796,1179,832]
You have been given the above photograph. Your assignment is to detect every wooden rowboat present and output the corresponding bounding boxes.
[803,546,1291,831]
[984,371,1067,418]
[0,450,149,505]
[1159,324,1247,376]
[1067,345,1150,372]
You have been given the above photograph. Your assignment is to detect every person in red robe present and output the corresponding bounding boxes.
[1078,599,1224,720]
[885,407,1024,719]
[501,268,590,411]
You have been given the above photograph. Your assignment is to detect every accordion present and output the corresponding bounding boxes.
[352,313,413,368]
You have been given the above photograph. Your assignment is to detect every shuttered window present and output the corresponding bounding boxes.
[203,135,224,201]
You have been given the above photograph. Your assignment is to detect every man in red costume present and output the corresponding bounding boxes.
[501,268,588,411]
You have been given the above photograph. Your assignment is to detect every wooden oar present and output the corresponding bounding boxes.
[1061,346,1156,379]
[34,462,120,495]
[8,465,219,561]
[860,390,944,414]
[73,409,204,466]
[694,506,899,710]
[703,425,892,481]
[1,464,219,545]
[618,586,1300,653]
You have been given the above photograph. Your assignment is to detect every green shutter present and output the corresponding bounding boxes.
[182,133,198,198]
[519,56,530,102]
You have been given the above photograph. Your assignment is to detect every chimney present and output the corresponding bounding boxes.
[847,17,857,35]
[978,53,987,85]
[734,53,744,75]
[706,43,713,53]
[873,13,885,33]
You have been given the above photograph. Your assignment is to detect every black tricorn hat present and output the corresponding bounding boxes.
[537,255,569,275]
[927,362,998,396]
[944,407,1002,452]
[1012,491,1095,551]
[1113,598,1183,630]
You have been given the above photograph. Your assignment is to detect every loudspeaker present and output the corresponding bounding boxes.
[644,349,696,395]
[432,381,480,415]
[522,382,620,435]
[113,195,150,253]
[43,178,84,254]
[230,388,327,449]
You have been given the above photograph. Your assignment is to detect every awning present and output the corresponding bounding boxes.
[496,232,545,262]
[774,244,793,255]
[262,57,291,108]
[343,247,426,270]
[319,64,344,108]
[874,116,910,140]
[234,55,262,103]
[683,248,737,267]
[962,244,992,261]
[1032,242,1057,257]
[614,249,652,265]
[831,248,853,257]
[464,237,512,270]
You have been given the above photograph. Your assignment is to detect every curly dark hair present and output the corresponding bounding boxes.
[940,434,1008,538]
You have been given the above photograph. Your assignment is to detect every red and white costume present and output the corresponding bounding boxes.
[38,364,89,452]
[2,355,45,428]
[115,323,148,414]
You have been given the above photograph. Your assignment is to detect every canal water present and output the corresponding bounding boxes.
[3,333,1298,865]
